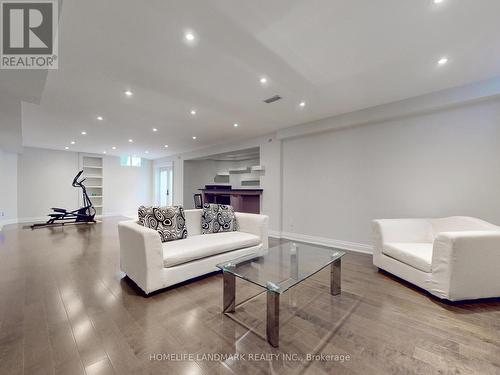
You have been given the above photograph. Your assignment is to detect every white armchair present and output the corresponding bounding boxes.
[372,216,500,301]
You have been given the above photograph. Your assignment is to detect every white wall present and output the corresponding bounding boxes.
[16,147,153,220]
[17,147,80,219]
[282,98,500,246]
[0,149,18,226]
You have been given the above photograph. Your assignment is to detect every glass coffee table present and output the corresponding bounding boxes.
[217,242,345,347]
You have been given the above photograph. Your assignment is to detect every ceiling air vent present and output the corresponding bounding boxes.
[263,95,282,104]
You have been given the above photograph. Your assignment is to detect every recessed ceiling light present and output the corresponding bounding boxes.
[70,141,75,145]
[124,90,133,97]
[152,128,158,132]
[145,150,149,154]
[192,136,197,140]
[112,146,116,150]
[97,116,104,121]
[185,32,195,41]
[81,131,87,135]
[434,0,444,3]
[190,109,197,115]
[438,57,448,65]
[103,151,107,154]
[233,123,239,127]
[164,144,169,148]
[64,146,69,150]
[299,101,306,107]
[260,77,267,84]
[128,139,133,143]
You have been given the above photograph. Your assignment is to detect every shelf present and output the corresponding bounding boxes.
[93,205,103,208]
[86,186,103,188]
[84,175,103,179]
[216,172,230,176]
[89,195,103,198]
[251,165,265,171]
[241,178,260,182]
[229,167,249,173]
[83,165,103,169]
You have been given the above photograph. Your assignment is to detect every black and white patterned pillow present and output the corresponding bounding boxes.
[201,203,238,234]
[138,205,188,242]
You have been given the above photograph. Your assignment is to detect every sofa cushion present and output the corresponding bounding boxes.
[201,204,238,234]
[138,206,188,242]
[383,242,433,273]
[162,231,260,267]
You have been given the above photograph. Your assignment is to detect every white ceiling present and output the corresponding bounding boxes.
[5,0,500,159]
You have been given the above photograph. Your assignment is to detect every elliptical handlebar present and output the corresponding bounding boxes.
[72,170,84,187]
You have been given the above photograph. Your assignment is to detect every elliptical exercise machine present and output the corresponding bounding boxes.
[31,170,97,229]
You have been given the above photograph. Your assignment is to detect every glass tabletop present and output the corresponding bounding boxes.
[216,242,345,294]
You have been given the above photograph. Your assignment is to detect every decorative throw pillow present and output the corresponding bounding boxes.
[138,205,188,242]
[201,203,238,234]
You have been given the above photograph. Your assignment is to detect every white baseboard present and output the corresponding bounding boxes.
[268,230,282,238]
[0,218,19,231]
[15,216,48,224]
[269,230,373,254]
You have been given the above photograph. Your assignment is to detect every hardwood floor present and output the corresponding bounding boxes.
[1,217,499,375]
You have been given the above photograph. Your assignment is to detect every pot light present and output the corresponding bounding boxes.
[81,131,87,135]
[185,32,195,41]
[112,146,116,150]
[152,128,158,132]
[70,141,75,145]
[64,146,69,150]
[438,57,448,65]
[145,150,149,154]
[164,145,169,148]
[233,123,239,127]
[192,136,197,140]
[299,101,306,107]
[124,90,133,97]
[260,77,267,84]
[434,0,444,3]
[190,109,197,115]
[103,151,107,154]
[128,139,133,143]
[97,116,104,121]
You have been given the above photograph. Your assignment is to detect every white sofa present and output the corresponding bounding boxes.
[118,209,269,294]
[372,216,500,301]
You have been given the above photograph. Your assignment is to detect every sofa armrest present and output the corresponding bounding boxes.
[235,212,269,250]
[431,231,500,300]
[117,220,164,294]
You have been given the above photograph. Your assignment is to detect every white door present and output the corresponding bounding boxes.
[159,167,173,206]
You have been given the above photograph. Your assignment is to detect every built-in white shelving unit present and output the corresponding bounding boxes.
[80,155,104,217]
[211,164,265,188]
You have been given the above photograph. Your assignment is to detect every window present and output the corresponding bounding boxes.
[120,156,142,167]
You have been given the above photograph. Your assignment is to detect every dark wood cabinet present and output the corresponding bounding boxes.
[200,189,262,214]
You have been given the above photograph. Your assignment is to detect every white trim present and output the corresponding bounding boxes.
[268,229,282,239]
[0,219,18,230]
[272,230,373,254]
[16,216,48,224]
